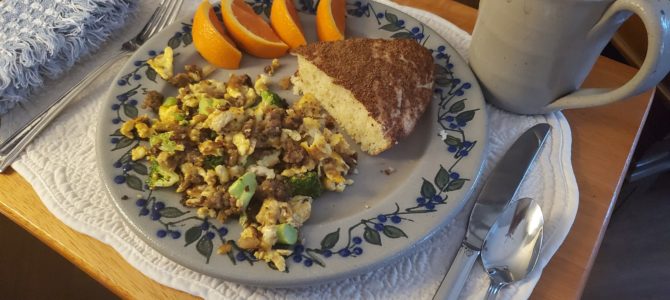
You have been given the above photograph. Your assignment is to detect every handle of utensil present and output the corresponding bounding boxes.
[485,282,504,300]
[0,50,130,172]
[433,243,479,300]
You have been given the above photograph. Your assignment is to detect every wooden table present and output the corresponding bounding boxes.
[0,1,653,299]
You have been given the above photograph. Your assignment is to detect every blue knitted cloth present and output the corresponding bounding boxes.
[0,0,134,114]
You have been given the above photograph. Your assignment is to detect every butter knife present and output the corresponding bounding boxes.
[433,123,551,300]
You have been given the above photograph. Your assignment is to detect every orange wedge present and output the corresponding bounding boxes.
[192,0,242,69]
[270,0,306,49]
[316,0,345,41]
[220,0,289,58]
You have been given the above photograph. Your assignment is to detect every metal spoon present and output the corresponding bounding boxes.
[480,198,544,300]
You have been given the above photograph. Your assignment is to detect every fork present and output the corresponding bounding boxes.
[0,0,183,172]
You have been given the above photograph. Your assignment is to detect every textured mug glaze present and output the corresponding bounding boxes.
[469,0,670,114]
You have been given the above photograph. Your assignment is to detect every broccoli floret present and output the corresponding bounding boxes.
[288,172,322,198]
[148,160,179,188]
[149,132,170,147]
[260,90,288,109]
[149,132,183,154]
[203,155,226,169]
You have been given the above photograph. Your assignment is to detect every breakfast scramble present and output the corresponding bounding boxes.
[120,47,357,271]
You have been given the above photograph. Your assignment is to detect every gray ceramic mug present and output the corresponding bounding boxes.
[469,0,670,114]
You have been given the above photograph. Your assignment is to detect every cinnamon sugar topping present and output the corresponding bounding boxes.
[292,38,434,143]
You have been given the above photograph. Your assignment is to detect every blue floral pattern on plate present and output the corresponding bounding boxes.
[96,0,487,285]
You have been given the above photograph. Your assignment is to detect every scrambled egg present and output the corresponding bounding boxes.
[147,47,174,80]
[255,249,292,271]
[232,132,253,156]
[122,66,357,272]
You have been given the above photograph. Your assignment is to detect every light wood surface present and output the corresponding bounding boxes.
[0,1,654,299]
[0,168,194,299]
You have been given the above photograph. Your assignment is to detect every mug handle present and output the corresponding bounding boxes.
[544,0,670,112]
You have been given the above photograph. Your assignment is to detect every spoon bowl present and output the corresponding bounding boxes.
[481,197,544,299]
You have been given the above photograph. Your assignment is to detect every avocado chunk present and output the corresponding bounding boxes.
[228,172,257,209]
[162,96,178,107]
[198,97,213,115]
[288,171,322,198]
[276,223,298,245]
[148,160,179,188]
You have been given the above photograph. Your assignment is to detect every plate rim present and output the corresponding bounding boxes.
[95,0,489,287]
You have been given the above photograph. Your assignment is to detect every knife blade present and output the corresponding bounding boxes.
[433,123,551,300]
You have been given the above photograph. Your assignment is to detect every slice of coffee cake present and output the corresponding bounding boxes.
[291,38,434,155]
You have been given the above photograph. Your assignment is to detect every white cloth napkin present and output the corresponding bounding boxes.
[11,1,579,299]
[0,0,133,114]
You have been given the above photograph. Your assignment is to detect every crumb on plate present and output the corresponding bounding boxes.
[278,76,291,90]
[381,166,396,175]
[264,58,280,76]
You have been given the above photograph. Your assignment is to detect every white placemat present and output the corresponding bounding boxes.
[11,1,579,299]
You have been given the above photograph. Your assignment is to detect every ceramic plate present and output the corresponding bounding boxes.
[96,0,487,287]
